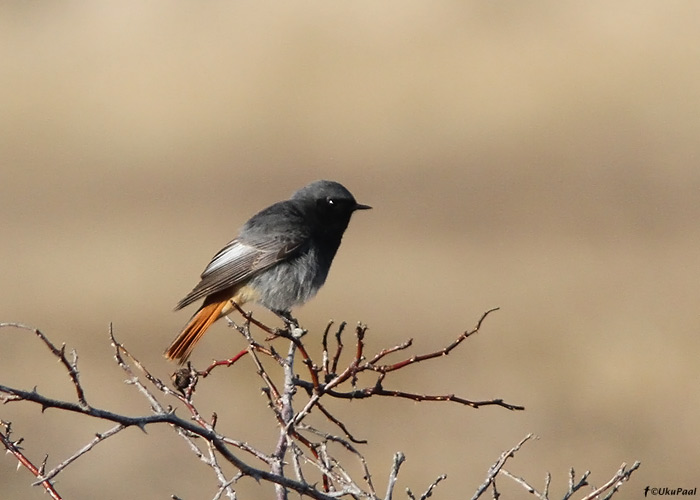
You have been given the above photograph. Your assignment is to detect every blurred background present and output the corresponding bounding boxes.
[2,2,699,498]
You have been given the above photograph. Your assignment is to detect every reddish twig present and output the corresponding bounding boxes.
[228,303,323,391]
[353,324,367,366]
[276,331,321,390]
[295,379,524,411]
[365,338,413,365]
[198,349,250,377]
[315,402,367,444]
[330,322,347,376]
[321,321,334,377]
[247,346,283,407]
[351,324,368,386]
[368,307,499,374]
[368,387,524,411]
[0,422,62,500]
[230,302,277,335]
[290,430,331,492]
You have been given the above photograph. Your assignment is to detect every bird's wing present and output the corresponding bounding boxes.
[175,236,304,310]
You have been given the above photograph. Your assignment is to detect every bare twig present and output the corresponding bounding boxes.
[0,322,88,408]
[364,387,524,411]
[321,321,333,377]
[471,434,535,500]
[406,474,447,500]
[500,469,545,498]
[367,308,500,374]
[294,379,523,411]
[0,421,62,500]
[563,468,591,500]
[580,462,640,500]
[330,322,347,377]
[385,452,406,500]
[316,401,367,444]
[198,349,250,377]
[205,436,238,500]
[365,338,413,366]
[275,329,321,390]
[272,340,298,500]
[33,424,125,485]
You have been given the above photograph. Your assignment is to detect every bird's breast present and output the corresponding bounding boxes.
[247,245,331,312]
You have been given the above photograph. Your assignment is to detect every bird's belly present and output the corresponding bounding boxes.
[248,249,330,312]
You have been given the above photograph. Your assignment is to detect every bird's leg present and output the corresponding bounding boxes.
[269,309,307,340]
[273,309,299,329]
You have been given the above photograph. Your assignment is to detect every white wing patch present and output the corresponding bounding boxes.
[203,241,251,276]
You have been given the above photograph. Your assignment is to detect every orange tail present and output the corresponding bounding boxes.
[165,298,231,363]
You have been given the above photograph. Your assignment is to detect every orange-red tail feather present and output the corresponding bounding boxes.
[165,298,229,363]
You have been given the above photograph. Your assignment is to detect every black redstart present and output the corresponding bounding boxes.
[164,180,370,362]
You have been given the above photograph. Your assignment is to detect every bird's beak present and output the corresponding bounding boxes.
[354,203,372,211]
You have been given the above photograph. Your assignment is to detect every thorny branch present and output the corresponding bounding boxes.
[1,313,639,499]
[0,420,62,500]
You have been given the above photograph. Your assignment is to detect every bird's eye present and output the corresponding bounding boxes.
[318,196,342,213]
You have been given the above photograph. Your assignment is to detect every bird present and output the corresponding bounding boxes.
[164,180,370,363]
